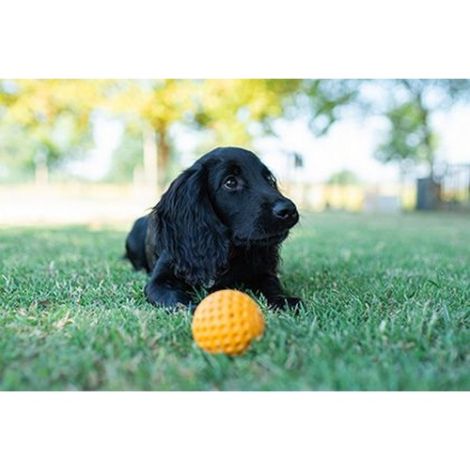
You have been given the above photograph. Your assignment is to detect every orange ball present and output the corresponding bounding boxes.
[192,290,265,355]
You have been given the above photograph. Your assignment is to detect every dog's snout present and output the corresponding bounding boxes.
[272,199,298,222]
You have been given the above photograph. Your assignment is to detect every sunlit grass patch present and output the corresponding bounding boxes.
[0,213,469,390]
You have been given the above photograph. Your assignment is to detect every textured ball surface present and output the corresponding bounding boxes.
[192,290,265,355]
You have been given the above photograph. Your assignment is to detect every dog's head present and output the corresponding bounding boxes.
[153,147,299,285]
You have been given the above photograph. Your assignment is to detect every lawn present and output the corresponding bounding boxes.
[0,212,469,390]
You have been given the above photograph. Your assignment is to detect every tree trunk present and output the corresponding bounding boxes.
[143,123,172,198]
[423,123,434,179]
[34,151,49,186]
[417,92,435,180]
[156,129,171,188]
[416,96,440,209]
[143,123,159,199]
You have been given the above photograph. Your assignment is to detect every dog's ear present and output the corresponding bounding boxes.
[152,163,230,286]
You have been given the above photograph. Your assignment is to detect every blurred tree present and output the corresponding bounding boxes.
[104,79,198,188]
[297,79,362,136]
[106,125,143,183]
[328,169,360,186]
[0,79,386,187]
[194,79,302,144]
[194,79,361,146]
[0,80,103,181]
[104,79,311,188]
[374,79,470,179]
[0,123,37,180]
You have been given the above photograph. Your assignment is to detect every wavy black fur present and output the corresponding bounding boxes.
[125,147,302,311]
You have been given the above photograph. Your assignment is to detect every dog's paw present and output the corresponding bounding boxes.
[268,296,303,312]
[144,284,193,312]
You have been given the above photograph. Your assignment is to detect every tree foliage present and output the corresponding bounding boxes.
[103,80,198,180]
[373,79,470,177]
[3,79,467,184]
[194,79,302,144]
[0,80,102,174]
[297,79,362,135]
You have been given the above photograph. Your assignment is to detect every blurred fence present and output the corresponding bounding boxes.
[440,163,470,209]
[0,181,421,227]
[282,182,416,213]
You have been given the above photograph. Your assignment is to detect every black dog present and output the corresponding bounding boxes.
[125,147,301,311]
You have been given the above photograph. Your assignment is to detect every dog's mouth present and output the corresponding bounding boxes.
[233,230,289,247]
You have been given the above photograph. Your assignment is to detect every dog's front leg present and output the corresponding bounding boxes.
[254,274,303,311]
[144,252,193,310]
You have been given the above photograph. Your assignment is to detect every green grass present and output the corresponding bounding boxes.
[0,212,469,390]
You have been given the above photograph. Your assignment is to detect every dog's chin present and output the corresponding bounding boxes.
[232,231,289,247]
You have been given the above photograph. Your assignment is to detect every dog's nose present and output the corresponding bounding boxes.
[272,199,298,221]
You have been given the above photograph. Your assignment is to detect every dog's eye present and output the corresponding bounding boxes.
[223,176,239,190]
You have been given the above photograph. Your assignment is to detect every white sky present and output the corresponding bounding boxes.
[256,116,397,183]
[258,104,470,184]
[68,103,470,184]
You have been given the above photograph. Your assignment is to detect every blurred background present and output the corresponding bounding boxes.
[1,79,469,226]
